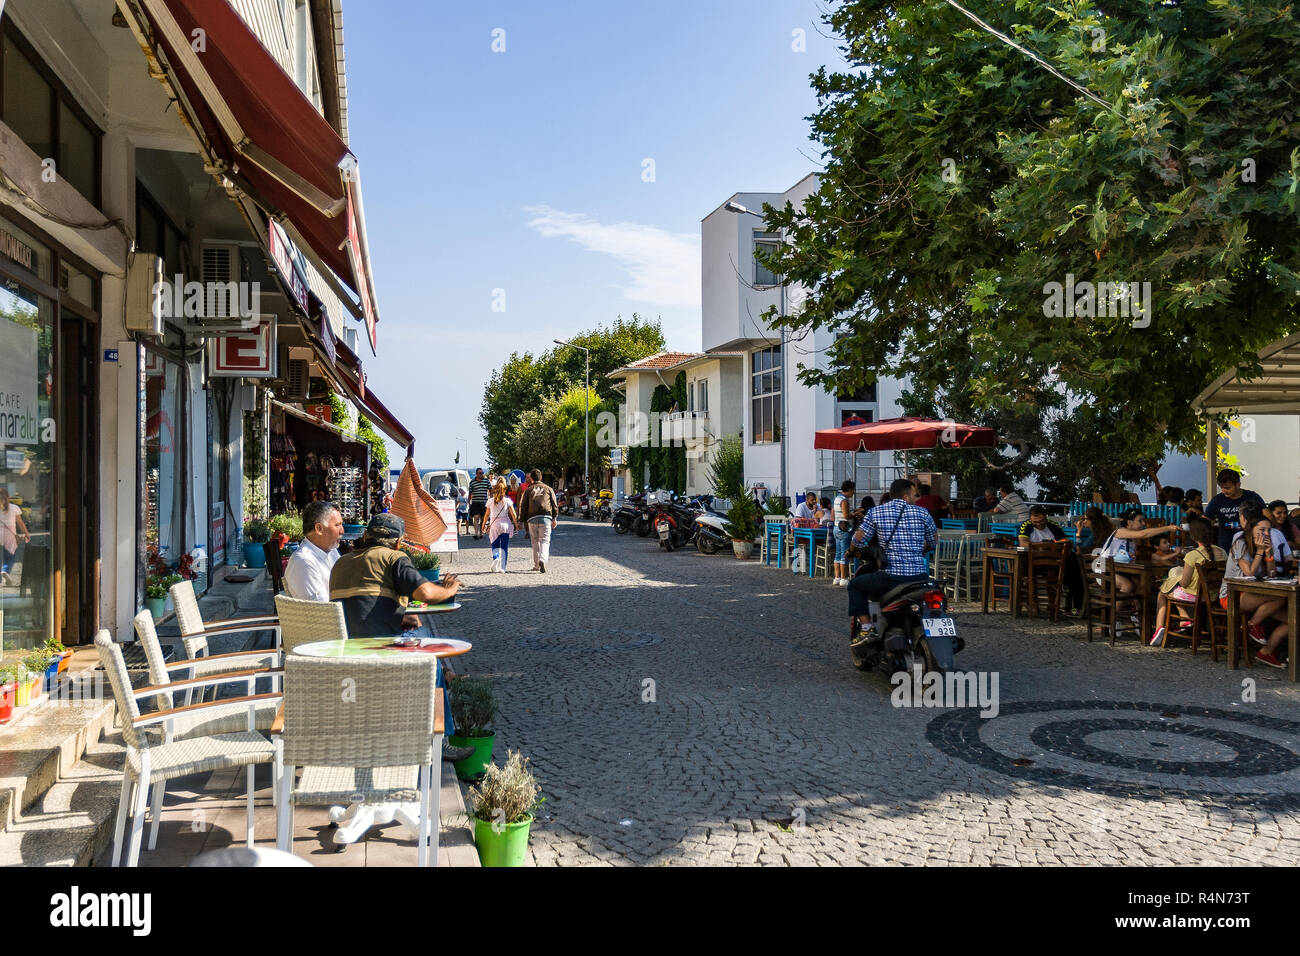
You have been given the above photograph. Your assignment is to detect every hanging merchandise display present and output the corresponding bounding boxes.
[269,401,370,518]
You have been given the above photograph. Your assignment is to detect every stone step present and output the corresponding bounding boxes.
[0,648,114,833]
[0,735,123,867]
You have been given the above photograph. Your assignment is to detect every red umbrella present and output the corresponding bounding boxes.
[813,416,996,452]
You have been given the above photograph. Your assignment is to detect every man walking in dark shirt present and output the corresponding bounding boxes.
[467,468,491,540]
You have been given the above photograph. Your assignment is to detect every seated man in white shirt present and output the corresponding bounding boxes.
[283,500,343,602]
[793,491,818,521]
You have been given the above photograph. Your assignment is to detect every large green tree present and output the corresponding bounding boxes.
[479,313,665,468]
[765,0,1300,495]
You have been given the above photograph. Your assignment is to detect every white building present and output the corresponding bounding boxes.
[702,173,909,503]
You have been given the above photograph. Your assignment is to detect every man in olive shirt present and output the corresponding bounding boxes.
[330,513,461,635]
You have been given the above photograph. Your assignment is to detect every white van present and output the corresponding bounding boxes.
[421,468,470,498]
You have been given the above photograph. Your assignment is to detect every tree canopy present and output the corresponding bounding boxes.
[479,313,665,470]
[765,0,1300,495]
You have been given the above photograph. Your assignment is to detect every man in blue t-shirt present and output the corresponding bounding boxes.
[1203,468,1266,551]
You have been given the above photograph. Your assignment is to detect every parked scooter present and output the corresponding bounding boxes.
[649,491,695,551]
[593,490,613,522]
[612,493,649,534]
[848,574,963,678]
[692,499,730,555]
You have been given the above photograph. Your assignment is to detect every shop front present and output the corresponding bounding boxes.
[0,213,99,649]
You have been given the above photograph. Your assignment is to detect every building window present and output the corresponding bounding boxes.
[753,231,780,286]
[699,379,709,413]
[135,185,188,280]
[687,381,694,413]
[837,380,877,403]
[0,22,103,207]
[750,345,781,444]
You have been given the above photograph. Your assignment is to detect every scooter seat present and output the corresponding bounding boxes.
[879,579,932,609]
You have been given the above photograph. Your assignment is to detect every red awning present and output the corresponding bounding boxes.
[135,0,380,350]
[814,417,997,452]
[322,335,415,449]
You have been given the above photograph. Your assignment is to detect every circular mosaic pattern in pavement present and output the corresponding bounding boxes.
[927,700,1300,808]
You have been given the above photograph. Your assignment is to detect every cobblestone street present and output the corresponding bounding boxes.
[448,519,1300,866]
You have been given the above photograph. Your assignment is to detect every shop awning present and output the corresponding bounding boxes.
[1193,330,1300,414]
[133,0,380,352]
[297,316,415,449]
[814,416,997,452]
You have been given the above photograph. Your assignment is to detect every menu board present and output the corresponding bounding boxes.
[427,499,459,553]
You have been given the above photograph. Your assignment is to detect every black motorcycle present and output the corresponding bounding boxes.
[612,493,649,535]
[650,497,697,551]
[848,574,963,677]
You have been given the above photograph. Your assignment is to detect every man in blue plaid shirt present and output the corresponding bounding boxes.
[848,478,936,620]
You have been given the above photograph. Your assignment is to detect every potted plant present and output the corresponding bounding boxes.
[22,651,50,700]
[402,545,441,583]
[0,665,16,723]
[44,637,72,675]
[13,663,31,707]
[242,518,271,568]
[723,493,761,559]
[468,750,544,867]
[144,572,180,620]
[268,512,303,554]
[447,675,497,781]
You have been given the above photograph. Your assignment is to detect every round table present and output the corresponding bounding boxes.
[292,637,471,658]
[288,636,471,851]
[404,601,461,636]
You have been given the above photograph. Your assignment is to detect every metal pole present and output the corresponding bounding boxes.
[779,279,787,506]
[584,349,590,494]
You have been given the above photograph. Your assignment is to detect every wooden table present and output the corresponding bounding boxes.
[1225,577,1300,681]
[1111,560,1166,641]
[981,546,1026,616]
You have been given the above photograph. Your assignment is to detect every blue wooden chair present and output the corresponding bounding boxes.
[990,521,1020,538]
[940,519,967,531]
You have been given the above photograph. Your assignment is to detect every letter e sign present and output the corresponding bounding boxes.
[209,320,277,377]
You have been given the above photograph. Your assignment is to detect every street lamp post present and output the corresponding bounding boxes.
[725,200,787,505]
[554,338,591,494]
[455,436,468,468]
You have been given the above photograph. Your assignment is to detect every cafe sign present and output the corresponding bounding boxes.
[208,319,277,378]
[0,318,39,445]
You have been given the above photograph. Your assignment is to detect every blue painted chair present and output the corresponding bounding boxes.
[990,522,1020,538]
[940,519,967,531]
[762,517,789,568]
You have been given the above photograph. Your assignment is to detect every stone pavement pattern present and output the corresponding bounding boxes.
[446,519,1300,865]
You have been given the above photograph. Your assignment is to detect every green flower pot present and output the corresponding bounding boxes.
[448,731,495,781]
[473,815,532,867]
[146,596,166,620]
[419,568,440,583]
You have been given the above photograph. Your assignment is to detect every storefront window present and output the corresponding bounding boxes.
[0,277,55,649]
[143,350,186,565]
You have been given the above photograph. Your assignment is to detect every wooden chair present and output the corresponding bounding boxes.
[1026,541,1068,620]
[954,535,985,603]
[264,541,286,595]
[929,535,963,591]
[985,544,1025,615]
[1164,561,1224,655]
[1084,557,1141,644]
[813,528,833,579]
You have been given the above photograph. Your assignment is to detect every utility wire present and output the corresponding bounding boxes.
[940,0,1122,118]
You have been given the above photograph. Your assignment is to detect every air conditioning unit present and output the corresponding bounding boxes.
[273,345,310,400]
[200,241,273,327]
[124,254,164,335]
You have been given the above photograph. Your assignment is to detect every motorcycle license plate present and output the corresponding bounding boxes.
[923,618,957,638]
[656,522,670,538]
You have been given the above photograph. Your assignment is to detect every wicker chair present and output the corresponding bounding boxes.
[96,631,279,867]
[274,594,348,655]
[135,610,279,730]
[274,654,443,866]
[170,574,279,650]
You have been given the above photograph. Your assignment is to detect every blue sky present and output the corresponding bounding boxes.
[344,0,843,468]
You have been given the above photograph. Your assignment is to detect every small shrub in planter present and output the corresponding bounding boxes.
[22,651,51,699]
[447,675,497,780]
[242,518,271,568]
[468,750,544,867]
[401,545,441,582]
[0,665,16,722]
[268,512,303,543]
[723,492,761,557]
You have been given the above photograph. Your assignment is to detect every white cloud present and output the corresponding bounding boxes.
[524,205,700,309]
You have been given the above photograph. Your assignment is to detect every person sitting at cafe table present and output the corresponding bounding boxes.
[1223,513,1290,668]
[1238,502,1291,565]
[1095,508,1181,594]
[1019,506,1085,613]
[1073,506,1112,554]
[972,486,998,513]
[816,496,833,527]
[1204,468,1266,551]
[283,500,343,603]
[992,484,1031,523]
[793,491,818,522]
[1150,516,1225,647]
[1181,488,1204,519]
[1268,499,1300,548]
[1017,506,1067,545]
[329,512,462,637]
[914,483,950,520]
